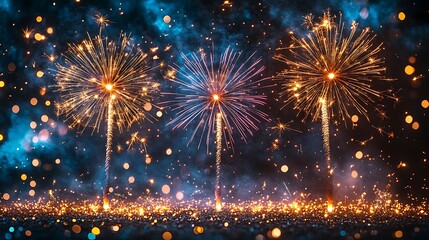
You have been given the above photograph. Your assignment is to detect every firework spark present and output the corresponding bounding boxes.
[55,32,158,209]
[165,46,270,209]
[275,11,391,207]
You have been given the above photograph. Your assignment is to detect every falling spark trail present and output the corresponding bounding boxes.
[103,96,114,210]
[215,113,222,211]
[282,182,292,198]
[320,100,333,207]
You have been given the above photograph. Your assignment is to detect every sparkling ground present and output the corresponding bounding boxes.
[1,198,428,239]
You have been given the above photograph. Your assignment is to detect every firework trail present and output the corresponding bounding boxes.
[165,46,269,210]
[320,99,333,209]
[215,113,222,211]
[275,10,391,209]
[55,33,158,209]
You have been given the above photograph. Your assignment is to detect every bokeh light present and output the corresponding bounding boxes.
[398,12,406,21]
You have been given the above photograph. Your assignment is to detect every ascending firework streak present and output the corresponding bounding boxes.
[274,11,392,210]
[55,33,158,210]
[165,47,269,210]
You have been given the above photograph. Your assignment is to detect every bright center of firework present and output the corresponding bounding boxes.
[327,203,333,213]
[105,83,113,91]
[213,94,220,101]
[327,72,335,80]
[215,201,222,211]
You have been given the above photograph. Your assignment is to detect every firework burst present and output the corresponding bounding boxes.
[165,46,270,209]
[275,10,392,208]
[55,32,158,209]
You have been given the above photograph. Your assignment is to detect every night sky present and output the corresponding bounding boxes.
[0,0,428,205]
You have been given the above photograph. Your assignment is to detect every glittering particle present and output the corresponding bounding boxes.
[355,151,363,159]
[162,231,172,240]
[163,15,171,24]
[34,33,45,41]
[193,226,204,234]
[29,189,35,196]
[404,65,415,75]
[156,111,163,117]
[123,162,130,170]
[255,234,265,240]
[32,159,40,167]
[143,102,152,111]
[281,165,289,173]
[161,184,170,194]
[30,98,38,105]
[351,170,358,178]
[398,12,406,21]
[405,115,413,124]
[41,115,49,122]
[354,233,361,239]
[29,180,37,187]
[91,227,100,235]
[175,191,184,200]
[2,193,10,200]
[271,228,281,238]
[145,156,152,164]
[72,225,81,234]
[7,63,16,72]
[128,176,135,183]
[88,233,96,240]
[394,230,403,238]
[20,174,27,181]
[421,100,429,108]
[36,71,44,78]
[12,105,20,113]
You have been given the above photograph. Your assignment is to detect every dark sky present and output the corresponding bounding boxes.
[0,0,428,204]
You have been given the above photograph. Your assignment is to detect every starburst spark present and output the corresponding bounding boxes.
[126,131,148,153]
[275,10,392,123]
[55,33,158,133]
[165,46,269,148]
[55,32,158,208]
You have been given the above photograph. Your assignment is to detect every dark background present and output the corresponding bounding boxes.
[0,0,428,204]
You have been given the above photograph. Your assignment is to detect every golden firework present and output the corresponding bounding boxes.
[55,32,158,208]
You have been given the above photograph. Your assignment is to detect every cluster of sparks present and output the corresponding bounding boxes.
[165,47,269,209]
[55,32,158,208]
[275,11,394,207]
[55,33,158,133]
[165,46,269,148]
[275,11,393,123]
